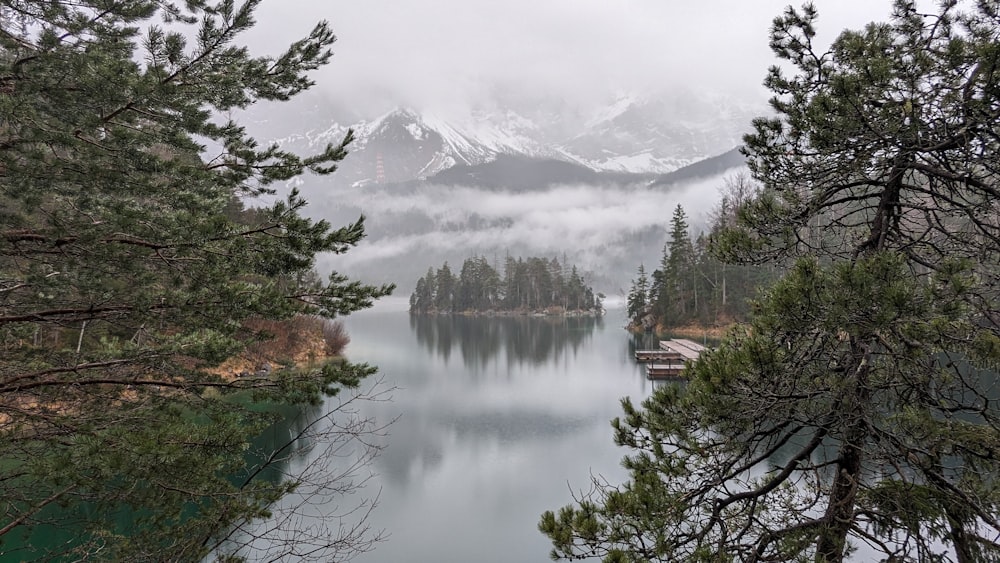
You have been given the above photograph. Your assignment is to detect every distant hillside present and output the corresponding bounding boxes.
[428,154,656,190]
[649,148,746,187]
[425,148,746,192]
[308,147,752,295]
[430,154,597,190]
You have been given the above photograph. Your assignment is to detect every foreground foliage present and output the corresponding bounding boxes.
[0,0,392,560]
[542,2,1000,561]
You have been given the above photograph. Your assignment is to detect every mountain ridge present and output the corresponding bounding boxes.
[269,92,761,187]
[422,146,747,191]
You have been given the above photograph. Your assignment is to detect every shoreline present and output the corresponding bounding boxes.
[409,308,605,318]
[629,322,736,341]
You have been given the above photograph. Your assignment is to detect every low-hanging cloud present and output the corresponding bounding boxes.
[264,0,958,289]
[317,172,739,292]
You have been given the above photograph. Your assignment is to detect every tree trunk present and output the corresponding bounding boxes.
[944,489,975,563]
[76,320,87,354]
[815,438,863,562]
[816,339,871,563]
[722,266,727,308]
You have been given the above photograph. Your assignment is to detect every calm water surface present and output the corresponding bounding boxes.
[342,299,650,563]
[1,300,654,563]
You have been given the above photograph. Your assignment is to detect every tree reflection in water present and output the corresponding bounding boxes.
[410,314,602,369]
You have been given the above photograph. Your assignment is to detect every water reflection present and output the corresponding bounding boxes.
[341,306,645,563]
[217,382,390,562]
[3,403,325,563]
[238,402,321,486]
[363,312,622,490]
[410,313,603,369]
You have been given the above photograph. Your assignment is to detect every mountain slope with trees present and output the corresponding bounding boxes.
[626,175,775,331]
[543,2,1000,561]
[0,1,391,560]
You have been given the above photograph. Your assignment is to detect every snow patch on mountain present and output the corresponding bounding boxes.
[418,153,457,179]
[403,123,421,140]
[585,92,638,128]
[581,152,694,175]
[272,90,764,185]
[419,113,486,164]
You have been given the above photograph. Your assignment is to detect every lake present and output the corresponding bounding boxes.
[325,299,650,563]
[231,298,980,563]
[0,299,656,563]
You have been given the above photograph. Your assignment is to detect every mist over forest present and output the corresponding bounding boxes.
[301,166,743,296]
[230,0,895,301]
[12,1,1000,562]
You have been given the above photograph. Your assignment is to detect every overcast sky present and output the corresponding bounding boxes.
[247,0,898,119]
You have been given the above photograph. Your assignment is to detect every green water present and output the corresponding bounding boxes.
[0,402,315,562]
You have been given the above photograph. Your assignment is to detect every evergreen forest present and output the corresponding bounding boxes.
[409,255,603,314]
[0,1,392,560]
[7,0,1000,562]
[625,178,777,331]
[542,2,1000,562]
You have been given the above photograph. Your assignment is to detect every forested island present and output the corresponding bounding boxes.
[409,256,603,315]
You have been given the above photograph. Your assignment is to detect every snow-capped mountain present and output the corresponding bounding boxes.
[277,107,561,187]
[273,90,762,187]
[566,91,757,173]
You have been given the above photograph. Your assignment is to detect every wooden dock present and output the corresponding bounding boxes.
[634,349,683,362]
[636,339,707,380]
[646,362,687,378]
[659,339,705,360]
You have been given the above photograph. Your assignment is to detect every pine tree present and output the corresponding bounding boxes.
[502,254,519,310]
[410,277,428,312]
[434,262,455,312]
[542,2,1000,561]
[455,256,500,312]
[0,1,392,560]
[650,204,695,327]
[626,264,650,321]
[566,265,585,311]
